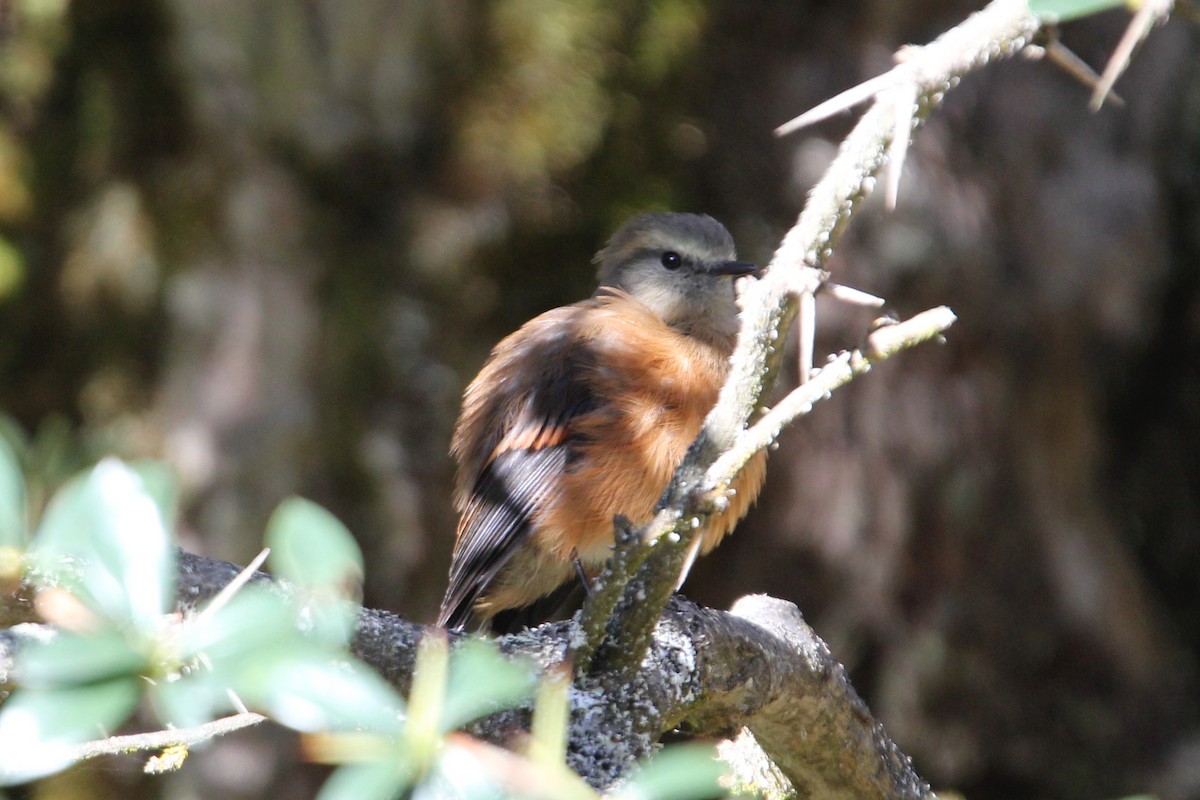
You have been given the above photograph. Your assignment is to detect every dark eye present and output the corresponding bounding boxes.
[661,251,682,270]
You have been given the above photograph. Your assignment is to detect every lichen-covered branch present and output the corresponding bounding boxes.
[689,596,931,800]
[171,552,929,795]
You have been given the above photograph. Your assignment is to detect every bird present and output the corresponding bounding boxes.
[437,212,768,631]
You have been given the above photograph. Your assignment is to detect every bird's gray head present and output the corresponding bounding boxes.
[593,212,757,345]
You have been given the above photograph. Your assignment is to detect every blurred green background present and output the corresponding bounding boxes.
[1,1,1198,798]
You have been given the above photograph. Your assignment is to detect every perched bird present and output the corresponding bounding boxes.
[438,212,767,631]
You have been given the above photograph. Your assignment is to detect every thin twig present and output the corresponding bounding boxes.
[705,307,956,495]
[1037,37,1126,108]
[194,547,270,626]
[70,712,267,765]
[1091,0,1173,110]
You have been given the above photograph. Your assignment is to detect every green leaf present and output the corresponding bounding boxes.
[615,743,728,800]
[183,585,297,663]
[318,761,414,800]
[127,459,181,534]
[265,497,364,646]
[162,646,404,734]
[265,497,363,595]
[252,652,405,734]
[158,587,310,727]
[0,678,141,785]
[31,459,174,629]
[305,596,363,650]
[407,633,449,774]
[428,739,596,800]
[0,430,25,548]
[441,638,535,732]
[1028,0,1124,22]
[149,671,230,730]
[170,586,403,733]
[18,629,146,688]
[528,665,570,768]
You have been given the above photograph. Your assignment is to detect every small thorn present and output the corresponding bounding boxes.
[822,282,886,308]
[1090,0,1171,111]
[775,71,900,136]
[1042,38,1126,108]
[885,86,917,210]
[797,291,816,385]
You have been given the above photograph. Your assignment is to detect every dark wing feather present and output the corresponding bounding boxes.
[438,310,598,630]
[437,444,567,629]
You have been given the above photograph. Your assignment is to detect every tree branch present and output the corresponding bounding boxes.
[576,0,1040,678]
[704,306,957,501]
[172,551,930,796]
[697,596,929,800]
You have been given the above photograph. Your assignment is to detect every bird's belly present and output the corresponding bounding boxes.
[532,411,694,561]
[536,440,768,569]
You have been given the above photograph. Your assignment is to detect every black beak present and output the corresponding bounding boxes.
[710,260,760,277]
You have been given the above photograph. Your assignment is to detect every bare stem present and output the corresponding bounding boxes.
[70,712,267,769]
[706,307,957,493]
